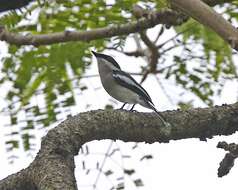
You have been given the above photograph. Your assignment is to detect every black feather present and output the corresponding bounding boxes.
[92,51,121,70]
[112,70,152,103]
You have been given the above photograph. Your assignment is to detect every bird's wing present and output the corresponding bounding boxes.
[112,70,153,103]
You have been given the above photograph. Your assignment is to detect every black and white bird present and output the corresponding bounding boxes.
[92,51,170,127]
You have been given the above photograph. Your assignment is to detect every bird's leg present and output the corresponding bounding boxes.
[120,103,127,110]
[130,104,136,111]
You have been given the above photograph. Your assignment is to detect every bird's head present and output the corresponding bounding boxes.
[91,51,121,70]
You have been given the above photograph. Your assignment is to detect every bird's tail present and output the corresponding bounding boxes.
[146,101,171,127]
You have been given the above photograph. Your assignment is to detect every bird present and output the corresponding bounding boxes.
[92,50,171,127]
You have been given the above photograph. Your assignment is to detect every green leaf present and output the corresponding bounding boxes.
[22,70,46,105]
[6,140,19,149]
[189,74,201,84]
[22,133,35,151]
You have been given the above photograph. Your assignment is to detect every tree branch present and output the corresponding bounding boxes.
[170,0,238,50]
[0,9,183,46]
[1,102,238,189]
[140,32,159,73]
[0,0,236,50]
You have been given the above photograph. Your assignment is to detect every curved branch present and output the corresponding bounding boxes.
[1,102,238,189]
[140,32,159,73]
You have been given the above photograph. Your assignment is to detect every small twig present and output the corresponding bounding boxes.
[93,141,114,189]
[157,27,192,49]
[140,31,159,73]
[160,44,181,55]
[154,26,164,44]
[154,75,175,106]
[155,63,177,73]
[140,70,150,84]
[133,33,143,51]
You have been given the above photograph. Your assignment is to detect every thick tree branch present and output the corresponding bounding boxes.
[1,102,238,189]
[170,0,238,50]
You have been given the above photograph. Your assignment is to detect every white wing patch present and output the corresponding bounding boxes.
[112,70,152,103]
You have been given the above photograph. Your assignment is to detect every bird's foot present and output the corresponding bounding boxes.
[119,103,127,110]
[129,104,135,111]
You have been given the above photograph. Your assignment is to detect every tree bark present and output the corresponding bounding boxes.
[1,102,238,189]
[0,9,184,46]
[170,0,238,50]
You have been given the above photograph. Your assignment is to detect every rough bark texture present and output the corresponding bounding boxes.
[1,102,238,189]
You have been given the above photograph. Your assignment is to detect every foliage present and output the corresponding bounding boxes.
[173,17,236,105]
[0,0,139,155]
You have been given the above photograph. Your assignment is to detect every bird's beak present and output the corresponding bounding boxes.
[91,51,98,57]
